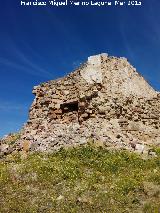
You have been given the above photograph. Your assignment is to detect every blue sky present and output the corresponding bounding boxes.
[0,0,160,137]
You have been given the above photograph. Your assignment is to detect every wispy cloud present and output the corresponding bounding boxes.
[0,101,28,112]
[119,23,135,60]
[0,56,53,78]
[0,35,54,78]
[11,47,53,78]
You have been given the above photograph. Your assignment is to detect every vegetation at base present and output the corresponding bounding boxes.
[0,146,160,213]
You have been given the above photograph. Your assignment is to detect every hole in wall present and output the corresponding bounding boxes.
[60,101,78,113]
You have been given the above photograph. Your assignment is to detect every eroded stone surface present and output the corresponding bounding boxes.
[3,53,160,154]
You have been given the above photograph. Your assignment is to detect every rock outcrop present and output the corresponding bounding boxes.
[18,53,160,153]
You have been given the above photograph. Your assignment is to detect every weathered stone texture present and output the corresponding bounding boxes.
[21,54,160,152]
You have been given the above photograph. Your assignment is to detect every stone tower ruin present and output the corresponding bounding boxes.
[22,54,160,152]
